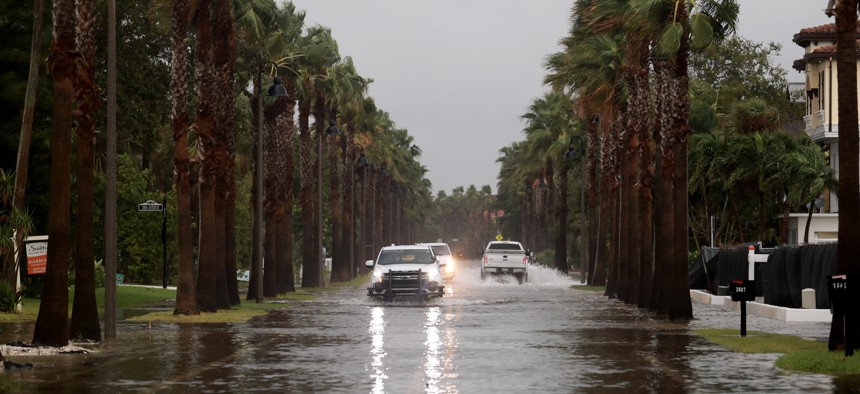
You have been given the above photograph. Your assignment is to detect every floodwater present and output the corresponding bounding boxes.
[0,263,850,393]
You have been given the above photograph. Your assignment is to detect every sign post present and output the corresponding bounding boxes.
[138,197,167,289]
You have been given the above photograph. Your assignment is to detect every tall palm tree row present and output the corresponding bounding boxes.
[494,0,742,320]
[21,0,434,343]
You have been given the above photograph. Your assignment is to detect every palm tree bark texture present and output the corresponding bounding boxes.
[69,0,102,341]
[33,0,76,347]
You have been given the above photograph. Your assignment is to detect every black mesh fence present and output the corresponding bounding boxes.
[689,243,837,309]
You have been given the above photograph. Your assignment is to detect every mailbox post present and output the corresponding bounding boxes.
[138,197,167,289]
[730,279,755,337]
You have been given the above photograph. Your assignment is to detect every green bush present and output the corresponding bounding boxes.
[0,281,23,313]
[535,249,555,267]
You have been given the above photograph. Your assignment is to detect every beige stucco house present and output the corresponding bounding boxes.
[789,23,852,244]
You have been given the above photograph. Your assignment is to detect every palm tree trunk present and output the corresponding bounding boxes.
[555,162,569,273]
[587,121,601,286]
[275,88,297,293]
[668,7,693,320]
[7,0,44,287]
[33,0,75,347]
[69,0,101,341]
[224,195,240,305]
[342,133,355,279]
[652,58,674,316]
[170,0,198,314]
[329,127,348,283]
[299,94,317,288]
[212,0,237,310]
[263,102,282,297]
[193,0,217,312]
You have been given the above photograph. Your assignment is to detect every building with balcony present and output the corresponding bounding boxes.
[789,23,858,244]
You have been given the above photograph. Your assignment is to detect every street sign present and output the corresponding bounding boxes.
[495,234,503,241]
[138,200,163,212]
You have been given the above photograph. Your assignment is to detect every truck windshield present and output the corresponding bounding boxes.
[429,245,451,256]
[377,249,434,265]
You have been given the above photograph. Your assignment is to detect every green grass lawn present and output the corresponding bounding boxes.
[1,273,369,325]
[697,328,860,375]
[0,286,177,323]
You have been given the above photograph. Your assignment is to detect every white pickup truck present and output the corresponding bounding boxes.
[479,241,530,284]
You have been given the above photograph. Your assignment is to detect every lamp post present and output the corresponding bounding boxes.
[255,61,288,302]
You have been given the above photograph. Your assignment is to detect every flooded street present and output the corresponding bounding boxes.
[0,263,844,393]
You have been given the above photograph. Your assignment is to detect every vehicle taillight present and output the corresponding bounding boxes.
[522,256,528,265]
[483,255,488,264]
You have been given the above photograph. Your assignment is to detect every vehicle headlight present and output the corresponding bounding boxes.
[445,259,455,273]
[372,269,383,282]
[427,266,441,281]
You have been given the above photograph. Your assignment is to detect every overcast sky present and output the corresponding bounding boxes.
[287,0,831,195]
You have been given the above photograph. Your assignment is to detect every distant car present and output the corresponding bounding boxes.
[417,242,456,280]
[478,240,530,284]
[366,245,445,301]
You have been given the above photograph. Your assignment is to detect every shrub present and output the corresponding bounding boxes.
[0,281,23,313]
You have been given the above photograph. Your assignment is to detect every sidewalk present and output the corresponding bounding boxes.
[689,290,832,341]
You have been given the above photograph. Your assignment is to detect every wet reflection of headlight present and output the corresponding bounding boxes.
[369,307,386,393]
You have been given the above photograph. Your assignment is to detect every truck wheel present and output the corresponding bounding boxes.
[516,273,524,285]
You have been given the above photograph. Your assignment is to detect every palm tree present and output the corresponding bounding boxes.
[33,0,76,347]
[169,0,198,315]
[7,0,44,287]
[326,58,370,282]
[192,0,219,312]
[69,0,101,341]
[212,0,241,307]
[770,142,837,244]
[522,91,577,273]
[246,1,303,296]
[295,26,339,288]
[545,3,623,287]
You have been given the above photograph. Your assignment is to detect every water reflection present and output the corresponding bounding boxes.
[424,307,442,392]
[424,306,459,393]
[369,306,387,393]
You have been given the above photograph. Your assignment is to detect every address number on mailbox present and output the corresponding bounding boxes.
[730,280,755,302]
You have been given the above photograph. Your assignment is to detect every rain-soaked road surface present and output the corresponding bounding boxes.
[1,263,854,393]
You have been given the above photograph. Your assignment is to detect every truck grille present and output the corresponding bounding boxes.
[383,270,429,289]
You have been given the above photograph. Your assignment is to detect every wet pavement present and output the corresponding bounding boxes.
[0,263,853,393]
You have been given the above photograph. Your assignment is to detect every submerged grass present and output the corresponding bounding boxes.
[572,285,606,292]
[697,328,860,374]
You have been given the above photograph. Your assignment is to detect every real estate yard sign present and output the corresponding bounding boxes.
[27,240,48,275]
